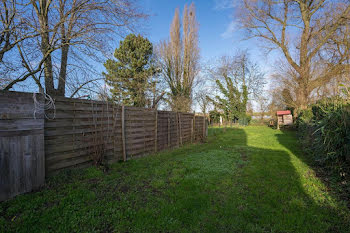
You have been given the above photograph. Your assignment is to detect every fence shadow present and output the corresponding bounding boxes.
[207,127,349,232]
[277,128,350,209]
[2,126,350,232]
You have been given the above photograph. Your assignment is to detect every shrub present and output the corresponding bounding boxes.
[313,103,350,164]
[296,109,315,154]
[238,114,251,126]
[296,92,350,203]
[311,97,345,121]
[250,118,269,126]
[209,110,221,124]
[297,97,350,167]
[296,109,313,127]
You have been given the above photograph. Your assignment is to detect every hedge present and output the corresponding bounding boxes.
[297,97,350,168]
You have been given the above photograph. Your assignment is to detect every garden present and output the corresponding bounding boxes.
[1,126,349,232]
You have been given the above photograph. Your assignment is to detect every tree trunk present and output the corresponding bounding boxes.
[296,79,310,111]
[41,39,54,94]
[57,44,69,96]
[37,0,55,96]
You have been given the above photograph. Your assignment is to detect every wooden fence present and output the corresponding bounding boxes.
[0,91,207,200]
[0,92,45,201]
[45,96,207,174]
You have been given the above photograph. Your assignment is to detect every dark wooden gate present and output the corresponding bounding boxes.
[0,91,45,201]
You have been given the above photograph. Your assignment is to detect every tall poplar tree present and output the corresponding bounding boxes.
[157,3,200,112]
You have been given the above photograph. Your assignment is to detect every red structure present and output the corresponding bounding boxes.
[276,110,293,129]
[277,110,291,116]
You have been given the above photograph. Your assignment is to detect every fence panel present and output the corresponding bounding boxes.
[0,91,207,184]
[124,107,156,158]
[157,111,178,151]
[0,91,45,201]
[45,97,120,174]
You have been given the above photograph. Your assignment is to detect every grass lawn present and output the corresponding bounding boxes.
[1,126,349,232]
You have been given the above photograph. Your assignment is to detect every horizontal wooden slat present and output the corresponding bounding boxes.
[18,94,207,173]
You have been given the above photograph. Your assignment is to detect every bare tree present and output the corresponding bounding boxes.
[231,51,265,100]
[267,88,287,118]
[0,1,42,89]
[205,52,265,122]
[257,95,269,120]
[0,1,38,62]
[157,2,200,112]
[2,0,147,97]
[195,91,211,115]
[237,0,350,110]
[208,51,265,104]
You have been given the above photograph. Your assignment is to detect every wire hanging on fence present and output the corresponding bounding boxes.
[33,92,56,120]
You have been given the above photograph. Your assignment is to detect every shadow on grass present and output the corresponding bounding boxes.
[224,127,350,233]
[277,128,350,210]
[1,127,350,232]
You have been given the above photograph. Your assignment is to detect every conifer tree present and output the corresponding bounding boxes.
[103,34,156,107]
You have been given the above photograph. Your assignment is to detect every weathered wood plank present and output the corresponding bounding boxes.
[121,106,126,161]
[0,91,45,201]
[1,91,208,178]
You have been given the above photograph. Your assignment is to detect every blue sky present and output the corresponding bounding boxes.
[139,0,276,74]
[136,0,278,111]
[12,0,277,102]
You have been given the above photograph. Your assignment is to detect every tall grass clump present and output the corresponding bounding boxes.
[298,97,350,165]
[297,93,350,200]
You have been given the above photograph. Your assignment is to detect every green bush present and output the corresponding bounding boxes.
[313,104,350,163]
[311,97,345,121]
[296,98,350,199]
[238,115,251,126]
[209,110,221,124]
[296,109,315,155]
[297,97,350,165]
[250,118,269,126]
[297,89,350,202]
[296,109,313,126]
[297,97,350,167]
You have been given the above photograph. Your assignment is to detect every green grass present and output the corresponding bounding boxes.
[1,126,349,232]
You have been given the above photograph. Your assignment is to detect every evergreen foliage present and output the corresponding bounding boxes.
[297,95,350,188]
[209,109,221,123]
[207,74,248,123]
[103,34,156,107]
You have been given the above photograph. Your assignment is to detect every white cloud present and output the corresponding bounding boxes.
[220,21,236,39]
[214,0,236,10]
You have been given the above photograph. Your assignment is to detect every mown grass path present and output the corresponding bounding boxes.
[1,126,349,232]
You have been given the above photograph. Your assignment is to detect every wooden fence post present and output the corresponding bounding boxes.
[154,110,158,152]
[192,114,196,142]
[202,116,206,140]
[113,105,117,160]
[179,113,182,146]
[143,118,146,155]
[176,112,179,147]
[73,101,76,155]
[191,117,194,143]
[121,106,126,161]
[168,117,171,148]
